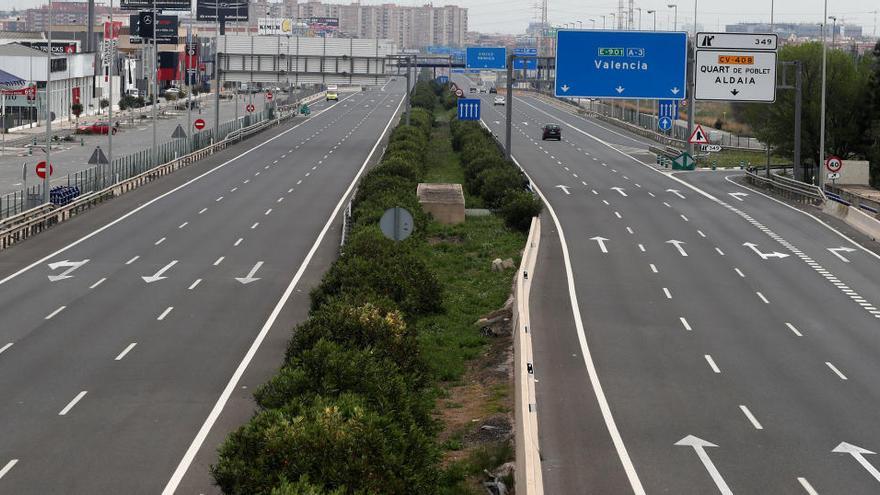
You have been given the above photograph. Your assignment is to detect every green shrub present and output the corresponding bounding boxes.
[270,477,345,495]
[409,107,434,134]
[499,190,542,232]
[356,172,417,204]
[386,139,425,158]
[389,125,428,146]
[478,166,528,208]
[371,157,422,182]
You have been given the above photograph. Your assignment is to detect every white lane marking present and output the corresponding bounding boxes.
[188,279,202,290]
[734,268,745,278]
[650,264,658,273]
[155,237,166,246]
[89,278,106,289]
[635,183,642,188]
[255,172,260,177]
[234,238,243,247]
[739,405,764,429]
[648,192,655,197]
[715,247,725,256]
[230,187,237,193]
[115,343,137,361]
[45,306,66,320]
[242,179,250,184]
[782,323,804,337]
[797,477,818,495]
[0,460,17,480]
[638,244,645,252]
[602,200,610,205]
[59,391,88,416]
[0,343,13,355]
[215,196,224,202]
[614,211,622,219]
[582,181,587,186]
[756,292,770,304]
[592,189,598,195]
[213,257,224,266]
[277,197,284,203]
[288,188,294,193]
[680,214,689,222]
[125,256,140,265]
[157,307,173,321]
[626,227,634,234]
[251,222,259,229]
[297,180,303,185]
[705,355,721,373]
[697,230,706,238]
[663,288,672,299]
[679,317,692,331]
[198,207,207,214]
[826,362,848,380]
[663,202,671,208]
[265,209,272,216]
[163,91,406,495]
[178,222,188,229]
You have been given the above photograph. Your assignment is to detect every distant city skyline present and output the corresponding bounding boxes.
[2,0,878,37]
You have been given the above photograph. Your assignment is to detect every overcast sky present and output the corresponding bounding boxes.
[8,0,880,37]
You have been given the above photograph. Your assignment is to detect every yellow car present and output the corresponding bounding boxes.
[326,91,338,101]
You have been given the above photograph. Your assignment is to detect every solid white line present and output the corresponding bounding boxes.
[213,257,224,266]
[59,391,88,416]
[680,317,692,331]
[187,279,201,290]
[663,288,672,299]
[826,362,848,380]
[739,405,764,429]
[798,477,819,495]
[705,354,721,373]
[155,237,166,246]
[45,306,66,320]
[756,292,770,304]
[157,307,173,321]
[785,322,803,337]
[734,268,745,278]
[234,238,243,247]
[114,343,137,361]
[0,93,354,288]
[0,343,12,355]
[162,91,406,495]
[89,277,106,289]
[0,460,17,479]
[125,256,140,265]
[650,264,658,273]
[198,207,207,214]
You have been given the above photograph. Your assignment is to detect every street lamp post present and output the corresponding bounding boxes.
[668,4,678,31]
[577,20,583,29]
[589,18,596,29]
[609,13,616,30]
[635,8,642,30]
[648,10,657,30]
[601,15,606,29]
[819,0,829,188]
[828,16,837,47]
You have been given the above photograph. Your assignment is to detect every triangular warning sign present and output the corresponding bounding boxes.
[171,124,188,139]
[688,125,709,145]
[87,146,109,165]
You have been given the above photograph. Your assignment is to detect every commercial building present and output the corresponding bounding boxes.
[726,22,865,41]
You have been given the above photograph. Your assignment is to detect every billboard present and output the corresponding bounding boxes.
[306,17,338,36]
[129,13,179,44]
[120,0,191,10]
[258,17,294,35]
[18,41,79,54]
[196,0,249,21]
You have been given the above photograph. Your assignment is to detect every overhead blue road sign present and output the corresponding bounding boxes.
[658,116,673,131]
[555,30,687,99]
[436,75,449,84]
[514,47,538,56]
[466,47,506,69]
[514,58,538,70]
[457,98,481,121]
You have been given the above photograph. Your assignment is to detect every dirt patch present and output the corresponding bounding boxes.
[427,234,465,245]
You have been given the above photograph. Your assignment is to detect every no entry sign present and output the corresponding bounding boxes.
[266,92,273,101]
[246,103,255,113]
[36,161,54,179]
[193,118,206,130]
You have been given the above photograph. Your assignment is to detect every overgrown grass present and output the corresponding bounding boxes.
[696,148,789,168]
[439,441,516,495]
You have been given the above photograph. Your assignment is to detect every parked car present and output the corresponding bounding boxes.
[164,87,181,96]
[76,121,118,135]
[541,123,561,141]
[493,96,506,106]
[175,100,200,110]
[489,87,497,94]
[479,87,488,93]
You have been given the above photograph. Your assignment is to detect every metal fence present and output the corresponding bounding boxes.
[0,110,268,219]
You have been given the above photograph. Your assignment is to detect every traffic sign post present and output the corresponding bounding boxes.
[688,125,710,145]
[246,103,255,113]
[36,161,54,179]
[193,118,206,131]
[695,32,777,102]
[554,30,688,99]
[825,156,843,173]
[466,47,506,70]
[457,98,481,121]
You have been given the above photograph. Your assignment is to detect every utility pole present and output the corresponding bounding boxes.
[107,0,115,187]
[668,4,678,31]
[44,0,53,204]
[186,19,192,152]
[819,0,828,188]
[151,0,157,166]
[505,54,514,160]
[765,0,774,177]
[213,0,221,140]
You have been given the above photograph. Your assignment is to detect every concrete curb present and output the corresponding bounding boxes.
[823,200,880,241]
[514,215,544,494]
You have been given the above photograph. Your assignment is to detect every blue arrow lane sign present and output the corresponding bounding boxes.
[466,47,506,69]
[658,99,679,131]
[555,30,688,99]
[457,98,481,121]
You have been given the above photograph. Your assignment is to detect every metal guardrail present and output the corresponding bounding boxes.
[744,169,825,205]
[824,184,880,215]
[0,91,326,251]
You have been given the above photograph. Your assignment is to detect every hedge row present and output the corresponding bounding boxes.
[212,98,446,494]
[450,119,543,231]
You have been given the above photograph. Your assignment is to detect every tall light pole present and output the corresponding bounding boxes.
[819,1,829,188]
[648,10,657,30]
[635,7,642,30]
[609,13,616,30]
[601,15,606,29]
[44,0,52,204]
[668,4,678,31]
[577,20,583,29]
[589,18,596,29]
[828,16,837,47]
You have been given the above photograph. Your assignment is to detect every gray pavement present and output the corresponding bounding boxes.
[0,79,406,493]
[459,76,880,494]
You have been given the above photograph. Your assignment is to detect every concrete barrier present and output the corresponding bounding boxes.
[514,216,544,495]
[822,199,880,241]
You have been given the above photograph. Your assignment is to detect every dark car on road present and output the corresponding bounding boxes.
[489,87,497,94]
[541,123,561,141]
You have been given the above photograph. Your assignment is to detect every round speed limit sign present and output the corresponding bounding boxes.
[825,155,843,173]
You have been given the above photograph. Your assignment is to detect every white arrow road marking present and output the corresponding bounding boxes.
[667,189,685,199]
[828,247,857,262]
[728,192,749,201]
[611,187,628,197]
[743,242,789,260]
[235,262,264,285]
[142,260,178,283]
[833,442,880,483]
[675,435,733,495]
[798,478,819,495]
[666,240,688,257]
[556,185,571,195]
[590,236,609,253]
[47,259,90,281]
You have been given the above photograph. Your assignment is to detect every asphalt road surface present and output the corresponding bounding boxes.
[0,79,406,493]
[459,77,880,494]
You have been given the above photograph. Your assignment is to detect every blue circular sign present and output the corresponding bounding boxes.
[658,116,673,131]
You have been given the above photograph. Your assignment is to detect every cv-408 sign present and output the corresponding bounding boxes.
[695,32,777,102]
